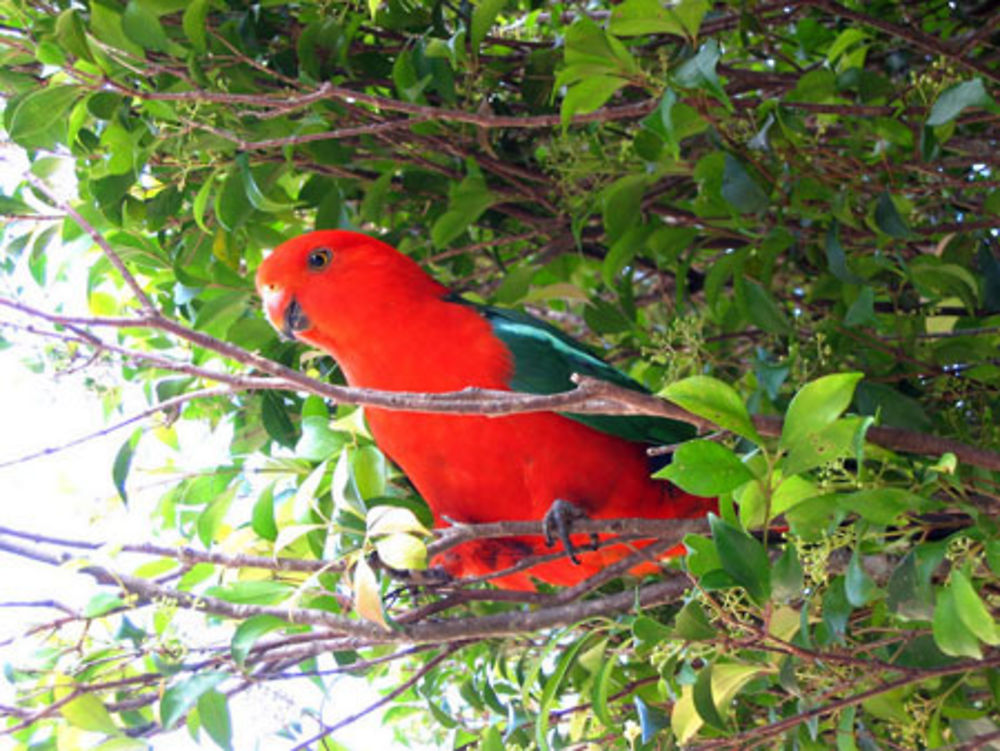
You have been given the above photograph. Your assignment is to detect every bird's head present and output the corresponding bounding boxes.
[255,230,447,346]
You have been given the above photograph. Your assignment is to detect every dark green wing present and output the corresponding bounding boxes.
[448,296,694,446]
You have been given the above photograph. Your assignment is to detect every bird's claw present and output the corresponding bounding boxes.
[542,499,599,566]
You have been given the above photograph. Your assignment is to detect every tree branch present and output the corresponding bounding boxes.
[0,525,692,647]
[4,292,999,473]
[24,175,158,314]
[289,645,462,751]
[0,386,233,470]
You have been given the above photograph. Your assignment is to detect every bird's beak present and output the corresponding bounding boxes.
[260,284,311,340]
[282,297,311,339]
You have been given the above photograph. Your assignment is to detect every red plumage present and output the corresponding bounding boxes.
[256,230,714,589]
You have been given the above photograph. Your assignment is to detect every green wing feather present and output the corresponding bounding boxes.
[448,296,694,446]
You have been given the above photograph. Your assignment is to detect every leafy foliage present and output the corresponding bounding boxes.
[1,0,999,749]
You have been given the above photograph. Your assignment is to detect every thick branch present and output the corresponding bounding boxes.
[0,527,691,646]
[5,292,999,473]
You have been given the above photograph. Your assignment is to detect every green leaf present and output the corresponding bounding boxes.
[740,278,792,335]
[481,725,504,751]
[182,0,210,52]
[431,167,497,247]
[250,483,278,542]
[160,672,228,729]
[780,372,864,450]
[709,514,771,605]
[353,558,388,628]
[204,580,294,605]
[825,222,864,283]
[827,28,868,65]
[112,429,142,505]
[633,615,673,648]
[191,172,215,235]
[692,662,728,730]
[214,169,253,231]
[88,1,143,56]
[661,375,762,444]
[601,174,647,247]
[656,440,754,496]
[193,291,249,338]
[83,592,125,618]
[237,154,296,213]
[933,585,982,659]
[368,506,429,537]
[122,0,171,52]
[844,287,877,328]
[987,540,1000,577]
[352,445,387,500]
[375,532,427,570]
[92,738,147,750]
[197,689,233,751]
[721,153,769,213]
[471,0,506,49]
[293,459,330,519]
[55,9,94,62]
[839,487,928,526]
[873,191,910,237]
[231,615,288,667]
[360,171,394,224]
[672,663,764,742]
[772,545,804,602]
[261,391,297,449]
[888,549,938,620]
[296,416,346,461]
[950,568,1000,646]
[854,382,931,432]
[739,473,817,529]
[610,0,709,37]
[59,690,119,735]
[823,575,851,642]
[673,600,716,640]
[196,489,235,547]
[591,653,618,727]
[782,416,869,476]
[927,78,996,126]
[674,40,730,108]
[845,550,877,607]
[8,85,80,148]
[560,75,628,126]
[536,637,590,750]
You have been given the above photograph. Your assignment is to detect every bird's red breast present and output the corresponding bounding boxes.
[257,230,714,589]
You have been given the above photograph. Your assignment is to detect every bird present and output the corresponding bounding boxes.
[256,230,715,589]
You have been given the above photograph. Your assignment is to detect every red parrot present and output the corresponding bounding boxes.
[256,230,715,589]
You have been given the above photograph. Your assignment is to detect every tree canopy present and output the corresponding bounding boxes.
[1,0,999,749]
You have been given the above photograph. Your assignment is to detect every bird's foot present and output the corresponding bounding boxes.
[542,499,600,566]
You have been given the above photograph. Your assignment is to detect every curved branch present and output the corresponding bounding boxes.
[25,175,157,313]
[0,525,691,646]
[5,292,999,472]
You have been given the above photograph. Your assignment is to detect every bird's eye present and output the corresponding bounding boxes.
[306,247,332,271]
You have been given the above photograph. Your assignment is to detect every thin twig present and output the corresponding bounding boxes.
[290,645,463,750]
[0,387,232,470]
[24,175,158,314]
